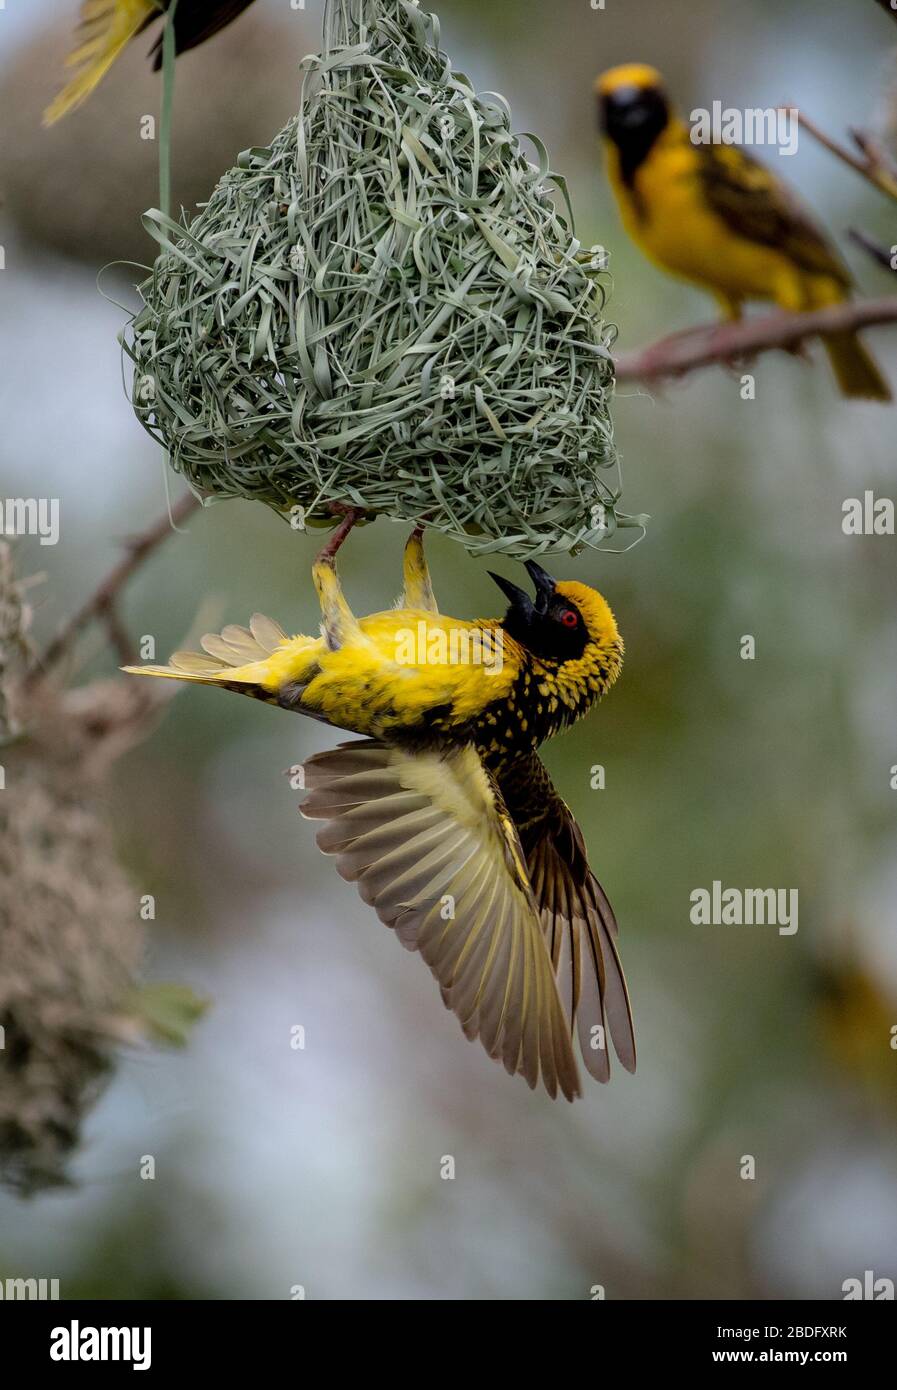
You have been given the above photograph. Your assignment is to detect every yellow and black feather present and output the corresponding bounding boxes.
[597,63,891,401]
[45,0,257,124]
[124,546,634,1099]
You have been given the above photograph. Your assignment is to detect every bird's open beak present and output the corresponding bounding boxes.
[488,571,533,620]
[524,560,557,614]
[489,562,557,618]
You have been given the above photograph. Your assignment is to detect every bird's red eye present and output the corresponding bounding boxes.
[560,609,579,628]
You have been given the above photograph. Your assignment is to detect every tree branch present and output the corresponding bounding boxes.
[613,297,897,385]
[849,226,895,272]
[781,105,897,201]
[28,492,201,687]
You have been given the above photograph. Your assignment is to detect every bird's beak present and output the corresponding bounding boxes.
[488,571,534,621]
[524,560,557,614]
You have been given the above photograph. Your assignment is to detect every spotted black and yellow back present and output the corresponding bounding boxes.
[124,534,635,1099]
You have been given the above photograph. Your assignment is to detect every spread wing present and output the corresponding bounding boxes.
[300,739,581,1101]
[697,142,852,287]
[497,752,636,1083]
[45,0,157,125]
[145,0,258,67]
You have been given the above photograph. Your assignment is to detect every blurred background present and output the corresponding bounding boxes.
[1,0,896,1300]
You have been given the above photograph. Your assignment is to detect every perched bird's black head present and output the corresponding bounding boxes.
[489,561,592,663]
[596,64,670,182]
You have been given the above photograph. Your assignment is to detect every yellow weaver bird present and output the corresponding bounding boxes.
[45,0,258,125]
[597,63,891,401]
[123,531,636,1100]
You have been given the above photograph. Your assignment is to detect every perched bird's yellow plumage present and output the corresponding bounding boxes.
[124,533,635,1099]
[45,0,258,125]
[596,63,891,401]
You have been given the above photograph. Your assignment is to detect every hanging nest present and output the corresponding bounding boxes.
[125,0,638,556]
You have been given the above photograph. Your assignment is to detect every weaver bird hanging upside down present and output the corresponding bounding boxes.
[123,531,635,1100]
[596,63,891,401]
[45,0,258,125]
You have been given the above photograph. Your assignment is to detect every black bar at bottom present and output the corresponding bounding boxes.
[0,1297,890,1373]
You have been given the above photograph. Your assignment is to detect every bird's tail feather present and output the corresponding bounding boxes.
[44,0,156,126]
[823,331,892,402]
[122,613,307,690]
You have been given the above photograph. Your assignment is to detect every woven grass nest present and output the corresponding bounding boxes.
[126,0,636,556]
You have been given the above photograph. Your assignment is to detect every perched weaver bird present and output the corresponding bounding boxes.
[45,0,258,125]
[596,63,891,401]
[123,532,636,1100]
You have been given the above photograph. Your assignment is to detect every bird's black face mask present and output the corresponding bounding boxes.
[490,562,589,663]
[600,84,669,184]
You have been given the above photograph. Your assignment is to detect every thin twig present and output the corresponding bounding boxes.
[101,603,137,668]
[781,106,897,201]
[848,226,896,272]
[28,492,201,688]
[613,297,897,384]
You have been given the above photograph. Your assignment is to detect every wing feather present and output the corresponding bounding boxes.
[44,0,155,125]
[697,142,851,287]
[498,752,636,1083]
[148,0,258,67]
[301,739,580,1100]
